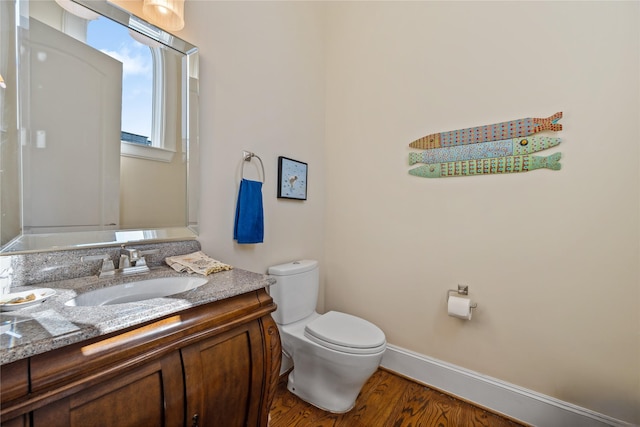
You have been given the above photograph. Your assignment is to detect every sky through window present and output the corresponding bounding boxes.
[87,17,153,141]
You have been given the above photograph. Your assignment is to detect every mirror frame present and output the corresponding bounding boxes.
[1,0,199,254]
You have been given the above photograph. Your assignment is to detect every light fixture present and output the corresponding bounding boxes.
[54,0,100,21]
[0,74,5,89]
[143,0,185,32]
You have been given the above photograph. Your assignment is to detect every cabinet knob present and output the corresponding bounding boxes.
[191,413,199,427]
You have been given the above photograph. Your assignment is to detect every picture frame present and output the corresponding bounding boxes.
[277,156,308,200]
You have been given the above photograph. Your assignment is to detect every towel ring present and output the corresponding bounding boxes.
[241,151,265,183]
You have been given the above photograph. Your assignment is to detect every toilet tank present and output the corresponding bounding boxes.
[268,260,319,325]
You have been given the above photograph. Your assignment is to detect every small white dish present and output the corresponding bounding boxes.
[0,288,56,311]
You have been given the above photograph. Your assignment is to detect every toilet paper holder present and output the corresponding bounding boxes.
[447,285,478,309]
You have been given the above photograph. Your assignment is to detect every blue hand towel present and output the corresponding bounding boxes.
[234,179,264,244]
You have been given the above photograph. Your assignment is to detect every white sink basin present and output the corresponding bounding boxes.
[66,276,208,306]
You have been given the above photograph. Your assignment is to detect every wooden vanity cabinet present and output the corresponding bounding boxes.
[0,289,281,427]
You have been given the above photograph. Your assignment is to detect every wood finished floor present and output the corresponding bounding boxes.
[269,369,528,427]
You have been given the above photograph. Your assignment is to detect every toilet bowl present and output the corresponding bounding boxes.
[280,311,385,412]
[268,260,386,413]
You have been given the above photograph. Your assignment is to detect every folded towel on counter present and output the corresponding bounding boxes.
[233,178,264,244]
[165,251,233,276]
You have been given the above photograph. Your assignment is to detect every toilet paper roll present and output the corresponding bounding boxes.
[448,295,473,320]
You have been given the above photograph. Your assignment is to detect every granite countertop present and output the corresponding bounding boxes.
[0,267,275,365]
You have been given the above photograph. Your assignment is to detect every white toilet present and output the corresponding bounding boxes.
[268,260,386,413]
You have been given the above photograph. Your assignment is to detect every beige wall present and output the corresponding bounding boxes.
[178,0,638,423]
[180,1,326,278]
[323,1,639,423]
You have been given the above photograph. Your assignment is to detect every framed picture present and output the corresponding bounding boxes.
[277,156,308,200]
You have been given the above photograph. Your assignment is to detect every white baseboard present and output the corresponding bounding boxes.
[380,345,634,427]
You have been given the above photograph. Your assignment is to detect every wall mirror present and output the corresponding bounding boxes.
[0,0,199,254]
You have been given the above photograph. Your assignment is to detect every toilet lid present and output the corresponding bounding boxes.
[304,311,386,354]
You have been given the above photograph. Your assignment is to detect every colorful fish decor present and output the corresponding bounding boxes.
[409,112,562,149]
[408,136,561,165]
[409,153,561,178]
[408,112,563,178]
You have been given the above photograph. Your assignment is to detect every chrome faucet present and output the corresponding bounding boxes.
[82,247,159,278]
[118,245,159,274]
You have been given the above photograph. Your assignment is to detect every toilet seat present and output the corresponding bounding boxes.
[304,311,386,355]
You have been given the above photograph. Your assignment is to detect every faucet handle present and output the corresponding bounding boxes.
[81,254,109,262]
[138,249,159,256]
[136,249,159,267]
[81,254,115,277]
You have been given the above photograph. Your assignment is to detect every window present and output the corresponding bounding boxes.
[58,9,177,162]
[81,15,175,162]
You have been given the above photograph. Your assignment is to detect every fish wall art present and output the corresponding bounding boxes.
[408,112,563,178]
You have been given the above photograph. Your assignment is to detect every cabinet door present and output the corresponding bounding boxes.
[1,359,30,426]
[32,352,184,427]
[182,321,266,427]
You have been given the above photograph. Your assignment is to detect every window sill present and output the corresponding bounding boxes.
[121,141,176,163]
